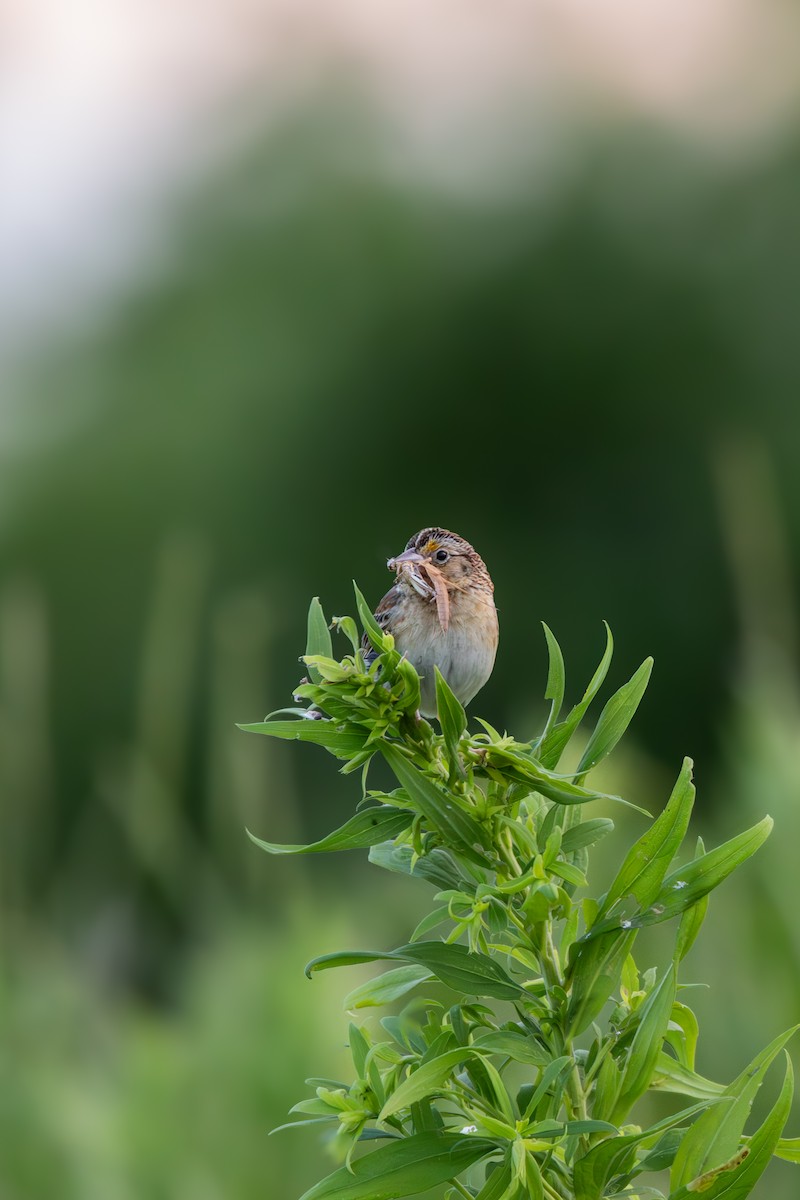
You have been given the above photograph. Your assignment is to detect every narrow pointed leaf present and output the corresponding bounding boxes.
[540,622,565,740]
[482,744,647,813]
[671,1054,794,1199]
[471,1031,549,1067]
[595,816,774,937]
[298,1130,497,1200]
[772,1136,800,1164]
[574,1102,716,1200]
[474,1161,513,1200]
[349,1022,370,1077]
[435,667,467,774]
[379,1048,484,1120]
[670,1025,798,1190]
[354,582,390,653]
[576,657,653,776]
[393,941,526,1001]
[591,1049,622,1124]
[539,622,614,768]
[270,1117,338,1136]
[306,597,333,683]
[674,836,709,962]
[410,906,451,942]
[343,965,433,1010]
[238,720,368,759]
[306,950,397,978]
[247,806,412,856]
[612,963,676,1122]
[520,1056,574,1120]
[381,742,492,866]
[306,942,525,1001]
[475,1053,517,1127]
[600,758,694,918]
[652,1053,725,1100]
[333,615,361,654]
[368,843,464,890]
[567,928,636,1036]
[560,818,615,854]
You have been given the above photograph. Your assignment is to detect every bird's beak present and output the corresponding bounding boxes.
[387,549,425,570]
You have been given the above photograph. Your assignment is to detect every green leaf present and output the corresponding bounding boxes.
[633,1128,685,1175]
[246,806,413,856]
[591,1048,622,1124]
[540,623,565,741]
[238,720,368,760]
[656,816,773,916]
[539,622,614,769]
[474,1161,514,1200]
[306,950,398,978]
[333,615,361,653]
[292,1097,348,1116]
[410,1099,441,1134]
[594,816,774,937]
[670,1025,799,1190]
[368,843,465,891]
[410,906,451,942]
[674,837,708,962]
[652,1052,724,1100]
[519,1056,574,1121]
[475,1053,517,1127]
[612,963,676,1122]
[563,1120,620,1137]
[381,742,492,866]
[576,657,653,776]
[306,942,525,1002]
[379,1048,483,1120]
[560,818,615,855]
[600,758,695,918]
[672,1054,794,1199]
[566,928,636,1037]
[343,965,433,1010]
[523,1149,545,1200]
[435,667,467,775]
[482,744,646,813]
[349,1022,370,1077]
[306,597,333,683]
[302,655,351,683]
[574,1102,715,1200]
[667,1001,699,1069]
[354,582,389,654]
[394,942,526,1002]
[471,1030,549,1067]
[395,656,422,714]
[298,1131,497,1200]
[772,1136,800,1164]
[270,1117,338,1136]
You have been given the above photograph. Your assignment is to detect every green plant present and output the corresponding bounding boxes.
[241,588,798,1200]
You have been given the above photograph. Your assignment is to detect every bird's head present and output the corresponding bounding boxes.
[387,528,492,594]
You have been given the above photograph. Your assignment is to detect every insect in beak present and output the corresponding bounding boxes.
[387,549,451,634]
[387,549,425,569]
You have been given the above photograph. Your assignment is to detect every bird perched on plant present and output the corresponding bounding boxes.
[371,527,498,719]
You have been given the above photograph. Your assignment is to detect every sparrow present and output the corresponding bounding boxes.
[372,527,499,719]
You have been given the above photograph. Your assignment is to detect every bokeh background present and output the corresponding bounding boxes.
[2,2,800,1196]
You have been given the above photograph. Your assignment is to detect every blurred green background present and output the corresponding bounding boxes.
[2,4,800,1195]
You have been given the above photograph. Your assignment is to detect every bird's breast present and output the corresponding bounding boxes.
[392,590,498,716]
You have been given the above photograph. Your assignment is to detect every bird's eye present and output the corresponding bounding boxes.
[434,549,449,564]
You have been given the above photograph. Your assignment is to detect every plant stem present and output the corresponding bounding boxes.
[500,827,523,877]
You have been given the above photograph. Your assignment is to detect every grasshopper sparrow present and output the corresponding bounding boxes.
[372,527,498,718]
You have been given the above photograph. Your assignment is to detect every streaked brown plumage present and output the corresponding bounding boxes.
[372,527,498,718]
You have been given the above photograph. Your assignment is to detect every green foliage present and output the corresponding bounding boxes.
[244,591,796,1199]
